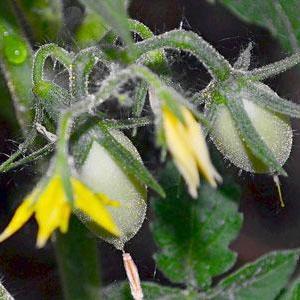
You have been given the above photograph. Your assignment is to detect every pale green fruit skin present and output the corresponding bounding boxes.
[77,130,147,250]
[209,99,293,173]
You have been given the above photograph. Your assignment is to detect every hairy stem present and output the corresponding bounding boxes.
[133,30,232,81]
[248,51,300,80]
[54,216,101,300]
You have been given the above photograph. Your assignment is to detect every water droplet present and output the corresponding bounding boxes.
[3,35,27,65]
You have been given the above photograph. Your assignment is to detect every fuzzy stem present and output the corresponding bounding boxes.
[104,116,153,130]
[0,143,54,173]
[248,51,300,80]
[54,216,101,300]
[32,44,73,85]
[133,30,232,81]
[71,47,110,99]
[65,64,208,126]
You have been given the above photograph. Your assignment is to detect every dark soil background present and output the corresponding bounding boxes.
[1,0,300,299]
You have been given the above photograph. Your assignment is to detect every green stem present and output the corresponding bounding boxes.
[0,143,54,173]
[71,47,110,99]
[248,51,300,80]
[103,116,153,129]
[67,64,208,126]
[133,30,232,81]
[32,44,73,85]
[54,216,101,300]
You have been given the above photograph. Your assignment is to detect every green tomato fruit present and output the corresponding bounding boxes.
[77,130,147,250]
[209,99,293,173]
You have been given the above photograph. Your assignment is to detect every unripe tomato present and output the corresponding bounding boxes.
[76,130,147,250]
[209,99,293,173]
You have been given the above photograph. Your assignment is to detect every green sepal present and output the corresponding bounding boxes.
[97,122,165,197]
[245,81,300,119]
[225,89,287,176]
[72,121,165,197]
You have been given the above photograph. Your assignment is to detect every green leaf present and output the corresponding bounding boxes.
[102,281,200,300]
[75,11,108,48]
[212,249,300,300]
[0,281,13,300]
[79,0,134,53]
[97,123,165,197]
[15,0,63,43]
[0,2,34,131]
[279,277,300,300]
[152,163,243,289]
[218,0,300,52]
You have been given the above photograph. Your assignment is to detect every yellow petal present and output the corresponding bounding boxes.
[182,107,222,187]
[72,178,121,236]
[163,107,200,197]
[35,176,71,247]
[0,196,35,243]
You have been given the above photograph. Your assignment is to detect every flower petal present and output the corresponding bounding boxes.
[0,197,35,243]
[35,176,71,247]
[163,107,200,197]
[183,107,222,187]
[72,178,121,236]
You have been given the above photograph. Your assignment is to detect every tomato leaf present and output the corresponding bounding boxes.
[211,249,300,300]
[279,276,300,300]
[218,0,300,53]
[151,163,243,289]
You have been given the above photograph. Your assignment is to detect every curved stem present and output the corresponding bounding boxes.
[71,47,111,99]
[32,44,73,85]
[65,64,208,127]
[133,30,232,81]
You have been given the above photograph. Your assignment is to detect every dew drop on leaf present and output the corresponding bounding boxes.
[3,35,27,65]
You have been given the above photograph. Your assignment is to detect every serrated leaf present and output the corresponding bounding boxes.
[98,123,165,197]
[79,0,134,53]
[152,163,243,289]
[218,0,300,53]
[102,281,200,300]
[212,249,300,300]
[279,277,300,300]
[225,91,287,176]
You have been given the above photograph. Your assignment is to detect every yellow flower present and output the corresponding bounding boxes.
[0,175,120,248]
[162,105,222,198]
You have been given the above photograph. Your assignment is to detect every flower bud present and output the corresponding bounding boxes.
[75,129,147,250]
